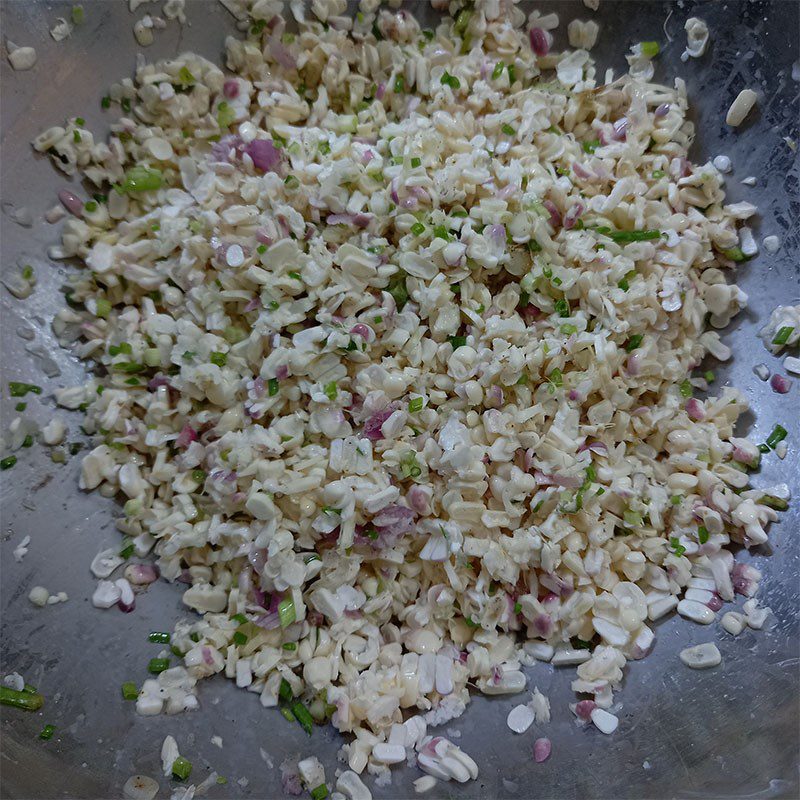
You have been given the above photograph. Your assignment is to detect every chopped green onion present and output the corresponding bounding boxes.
[399,451,422,479]
[697,526,710,544]
[217,101,236,129]
[410,222,425,236]
[441,71,461,89]
[121,682,139,701]
[282,642,297,651]
[148,631,171,644]
[394,75,405,93]
[548,368,563,390]
[491,61,505,80]
[408,397,423,413]
[278,597,296,628]
[114,362,146,374]
[71,4,84,24]
[147,658,170,674]
[639,41,660,58]
[120,97,131,113]
[291,701,315,735]
[9,382,42,397]
[268,378,279,396]
[410,156,422,168]
[310,784,328,800]
[704,370,715,383]
[607,229,661,243]
[284,174,300,189]
[101,95,111,109]
[765,424,787,449]
[84,200,98,213]
[582,139,600,154]
[93,299,112,323]
[119,538,135,559]
[501,123,516,136]
[507,64,516,84]
[721,246,748,262]
[73,130,81,143]
[0,456,18,471]
[324,381,338,401]
[231,613,248,625]
[279,678,293,703]
[232,631,248,646]
[652,169,666,179]
[120,166,163,194]
[449,335,467,349]
[433,225,450,240]
[623,510,643,528]
[387,272,409,310]
[364,528,379,540]
[670,495,682,505]
[772,326,794,346]
[554,298,570,317]
[209,351,227,367]
[280,707,296,722]
[0,686,44,711]
[464,616,479,628]
[669,536,686,557]
[177,66,195,86]
[679,379,693,398]
[39,724,56,740]
[21,434,33,448]
[625,334,644,352]
[560,323,577,335]
[15,402,26,412]
[172,756,192,781]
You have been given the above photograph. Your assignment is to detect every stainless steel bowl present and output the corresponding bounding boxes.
[2,2,798,797]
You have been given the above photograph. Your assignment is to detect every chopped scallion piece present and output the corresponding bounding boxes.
[172,756,192,781]
[639,40,660,58]
[394,75,405,93]
[148,631,170,644]
[582,139,600,154]
[408,397,423,413]
[39,724,56,740]
[679,379,693,398]
[268,377,279,397]
[410,222,425,236]
[284,174,300,189]
[765,424,787,449]
[0,686,44,711]
[279,678,293,703]
[772,326,794,346]
[704,370,715,383]
[410,156,422,168]
[291,701,315,735]
[441,71,461,89]
[625,334,644,352]
[278,597,296,628]
[501,123,515,136]
[9,382,42,397]
[119,166,163,194]
[697,526,710,544]
[324,381,337,401]
[232,631,248,646]
[216,101,236,129]
[492,61,505,80]
[209,351,227,367]
[387,273,408,310]
[282,642,297,651]
[121,682,139,700]
[449,335,467,349]
[177,66,195,86]
[669,536,686,557]
[71,5,84,24]
[721,246,748,262]
[554,298,570,317]
[0,456,18,471]
[147,658,170,674]
[310,784,328,800]
[560,323,577,335]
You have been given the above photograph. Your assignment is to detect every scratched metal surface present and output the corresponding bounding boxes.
[1,1,798,798]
